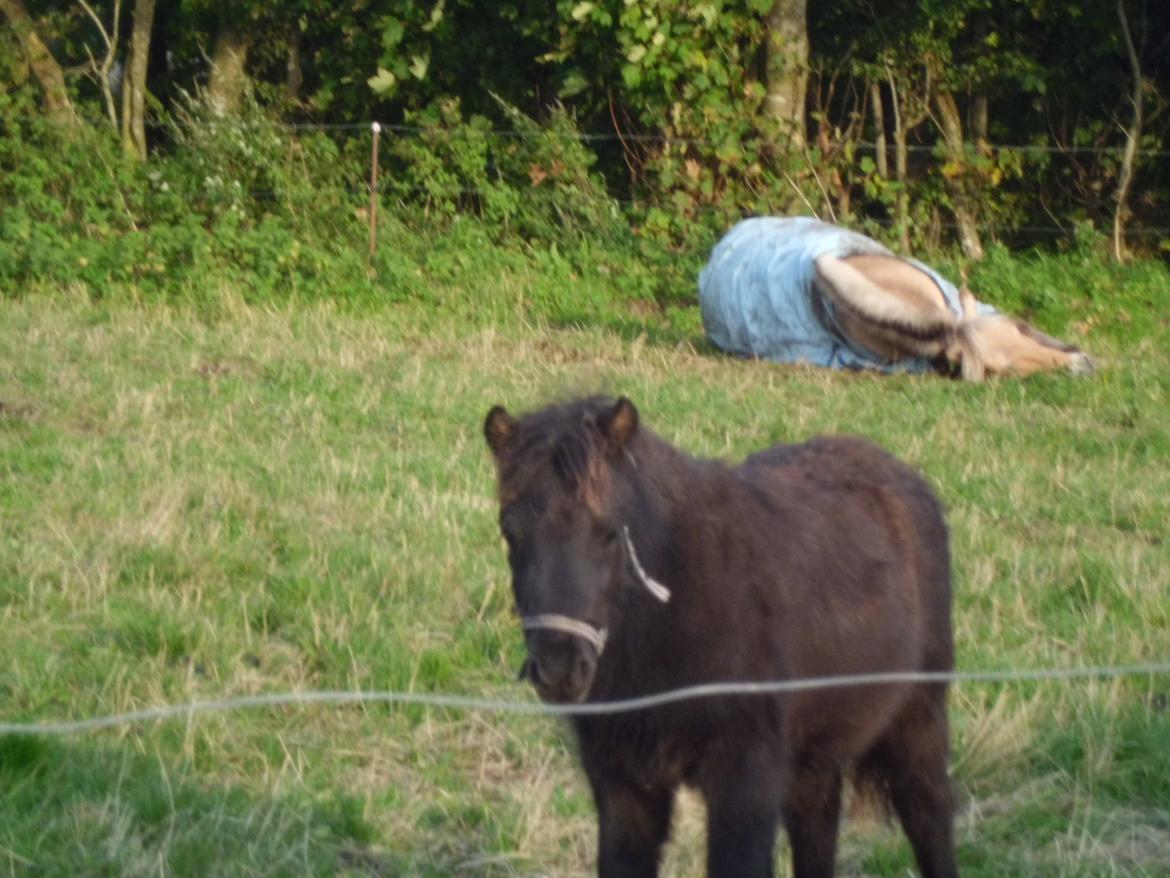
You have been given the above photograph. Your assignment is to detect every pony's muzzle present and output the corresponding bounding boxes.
[523,629,599,703]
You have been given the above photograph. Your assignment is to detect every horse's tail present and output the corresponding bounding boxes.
[812,255,957,358]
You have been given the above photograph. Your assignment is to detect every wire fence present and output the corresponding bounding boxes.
[14,112,1167,243]
[168,119,1170,247]
[3,660,1168,737]
[226,183,1170,238]
[119,114,1170,158]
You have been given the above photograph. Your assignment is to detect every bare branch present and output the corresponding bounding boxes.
[76,0,121,131]
[1112,0,1143,263]
[76,0,112,53]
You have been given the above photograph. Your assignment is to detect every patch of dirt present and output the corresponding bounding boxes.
[0,399,36,422]
[194,356,256,379]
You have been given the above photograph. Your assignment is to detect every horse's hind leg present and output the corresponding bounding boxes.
[782,760,844,878]
[862,685,959,878]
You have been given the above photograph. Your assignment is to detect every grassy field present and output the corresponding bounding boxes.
[1,245,1169,876]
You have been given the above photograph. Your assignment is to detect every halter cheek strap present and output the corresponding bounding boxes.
[622,526,671,603]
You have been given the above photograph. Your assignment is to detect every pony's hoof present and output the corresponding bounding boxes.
[1068,352,1097,376]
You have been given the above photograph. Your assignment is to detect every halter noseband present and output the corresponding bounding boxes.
[522,614,608,654]
[519,526,671,656]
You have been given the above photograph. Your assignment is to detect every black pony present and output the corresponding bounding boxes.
[484,396,959,878]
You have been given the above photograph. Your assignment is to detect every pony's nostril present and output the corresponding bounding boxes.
[572,653,595,688]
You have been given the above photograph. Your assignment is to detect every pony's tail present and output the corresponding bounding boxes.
[813,255,997,380]
[812,255,956,358]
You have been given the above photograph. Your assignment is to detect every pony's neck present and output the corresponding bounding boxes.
[624,429,693,515]
[620,429,718,580]
[596,429,720,692]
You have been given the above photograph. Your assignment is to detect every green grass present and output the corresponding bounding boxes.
[1,241,1169,876]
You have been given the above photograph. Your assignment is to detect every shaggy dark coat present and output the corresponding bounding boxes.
[485,395,959,878]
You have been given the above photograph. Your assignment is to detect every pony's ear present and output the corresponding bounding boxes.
[597,397,638,452]
[484,405,517,457]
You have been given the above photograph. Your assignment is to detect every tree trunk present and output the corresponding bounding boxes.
[763,0,807,149]
[208,22,251,114]
[968,11,990,149]
[120,0,155,160]
[887,69,911,251]
[1113,0,1142,264]
[870,80,888,178]
[0,0,81,131]
[284,27,303,103]
[932,77,985,260]
[971,94,989,145]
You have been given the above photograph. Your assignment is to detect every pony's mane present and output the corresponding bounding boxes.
[497,396,617,510]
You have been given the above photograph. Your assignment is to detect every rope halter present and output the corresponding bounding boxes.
[522,614,608,654]
[519,526,671,657]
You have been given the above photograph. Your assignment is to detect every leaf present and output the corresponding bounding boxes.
[558,71,589,98]
[570,1,595,21]
[367,67,398,95]
[627,44,647,64]
[423,0,446,32]
[410,55,430,80]
[381,18,405,51]
[715,141,741,165]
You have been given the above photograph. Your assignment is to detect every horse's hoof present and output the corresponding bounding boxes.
[1069,352,1097,376]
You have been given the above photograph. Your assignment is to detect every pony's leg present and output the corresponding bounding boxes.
[593,779,674,878]
[782,761,843,878]
[864,687,959,878]
[702,747,784,878]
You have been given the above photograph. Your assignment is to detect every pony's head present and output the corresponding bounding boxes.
[950,312,1096,380]
[484,396,665,703]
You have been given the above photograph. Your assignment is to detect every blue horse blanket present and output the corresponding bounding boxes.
[698,217,978,373]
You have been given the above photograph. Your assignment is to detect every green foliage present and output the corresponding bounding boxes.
[386,96,625,247]
[549,0,816,243]
[6,0,1170,260]
[0,85,381,303]
[1,75,701,318]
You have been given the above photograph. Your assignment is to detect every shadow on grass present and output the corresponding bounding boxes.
[0,733,512,877]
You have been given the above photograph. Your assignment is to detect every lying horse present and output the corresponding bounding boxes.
[484,395,959,878]
[700,216,1094,380]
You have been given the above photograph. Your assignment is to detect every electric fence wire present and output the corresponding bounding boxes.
[2,660,1168,737]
